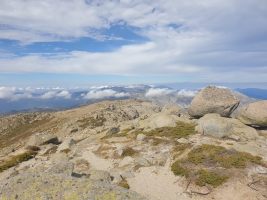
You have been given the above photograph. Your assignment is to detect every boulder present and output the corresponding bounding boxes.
[162,104,183,116]
[27,133,59,147]
[188,86,240,118]
[140,113,178,129]
[237,100,267,127]
[196,113,258,141]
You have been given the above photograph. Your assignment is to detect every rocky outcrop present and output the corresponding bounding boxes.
[196,113,258,141]
[189,86,240,118]
[0,165,146,200]
[237,100,267,127]
[27,132,60,147]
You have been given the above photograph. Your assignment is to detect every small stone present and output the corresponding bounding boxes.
[119,156,134,167]
[177,138,190,144]
[136,134,146,141]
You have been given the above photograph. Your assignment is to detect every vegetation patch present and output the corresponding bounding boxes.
[144,122,196,139]
[187,144,263,168]
[118,179,130,189]
[121,147,138,157]
[77,116,106,129]
[171,160,190,177]
[0,150,37,173]
[171,144,264,188]
[196,169,228,187]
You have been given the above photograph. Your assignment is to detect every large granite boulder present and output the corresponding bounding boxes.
[196,113,258,141]
[188,86,240,118]
[237,100,267,127]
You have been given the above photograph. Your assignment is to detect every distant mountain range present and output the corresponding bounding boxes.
[0,84,266,115]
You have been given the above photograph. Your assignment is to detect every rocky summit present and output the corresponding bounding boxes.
[0,87,266,200]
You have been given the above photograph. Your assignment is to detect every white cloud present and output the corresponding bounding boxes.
[0,0,266,81]
[0,87,16,99]
[145,88,173,97]
[40,90,71,99]
[177,89,197,97]
[84,89,129,99]
[0,87,33,101]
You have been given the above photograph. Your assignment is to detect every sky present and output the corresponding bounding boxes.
[0,0,267,86]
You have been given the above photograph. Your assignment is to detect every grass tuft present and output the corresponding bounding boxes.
[171,160,190,177]
[121,147,137,157]
[196,169,228,187]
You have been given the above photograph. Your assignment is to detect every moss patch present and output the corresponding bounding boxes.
[171,144,263,188]
[0,150,37,173]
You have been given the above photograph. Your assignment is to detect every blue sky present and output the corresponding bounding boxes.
[0,0,267,86]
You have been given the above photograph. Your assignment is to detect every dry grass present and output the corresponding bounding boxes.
[144,122,196,139]
[0,150,37,172]
[121,147,138,157]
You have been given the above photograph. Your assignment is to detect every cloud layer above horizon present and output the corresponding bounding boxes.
[0,0,267,83]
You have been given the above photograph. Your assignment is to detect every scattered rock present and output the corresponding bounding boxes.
[196,113,258,140]
[89,170,112,183]
[187,183,211,195]
[38,144,58,156]
[134,157,151,167]
[189,86,240,118]
[106,127,120,136]
[57,138,75,153]
[237,100,267,127]
[136,133,146,141]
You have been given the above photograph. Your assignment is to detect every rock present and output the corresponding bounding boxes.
[48,153,74,176]
[136,133,146,141]
[237,100,267,127]
[106,127,120,136]
[134,157,151,167]
[140,113,178,129]
[38,144,58,156]
[89,170,112,183]
[196,113,258,140]
[27,133,60,147]
[73,159,90,175]
[57,138,75,153]
[189,86,240,118]
[119,156,134,167]
[162,104,183,116]
[0,166,146,200]
[187,183,211,195]
[177,138,190,144]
